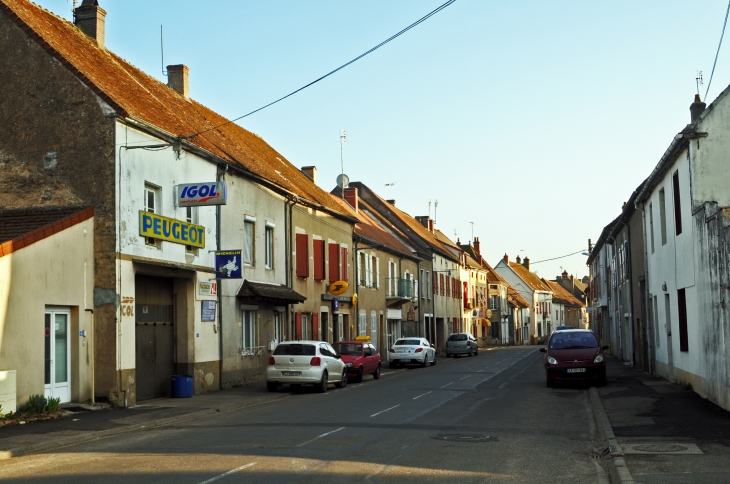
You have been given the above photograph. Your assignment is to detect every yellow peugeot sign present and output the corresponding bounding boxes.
[139,211,205,248]
[329,280,349,296]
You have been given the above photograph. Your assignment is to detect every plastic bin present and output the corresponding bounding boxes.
[171,374,193,398]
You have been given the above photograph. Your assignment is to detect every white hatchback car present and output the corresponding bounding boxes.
[388,337,436,368]
[266,341,347,393]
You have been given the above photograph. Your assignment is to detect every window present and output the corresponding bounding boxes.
[295,233,309,278]
[649,202,655,253]
[420,269,424,298]
[313,239,325,280]
[371,255,379,288]
[358,252,367,286]
[677,288,688,352]
[265,225,274,269]
[672,170,683,236]
[489,295,499,310]
[243,219,255,265]
[359,312,367,336]
[144,184,160,247]
[242,310,256,349]
[185,207,198,254]
[427,271,432,299]
[302,314,309,340]
[370,311,377,342]
[328,243,340,282]
[659,188,667,245]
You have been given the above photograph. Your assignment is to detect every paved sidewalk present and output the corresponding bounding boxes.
[596,357,730,483]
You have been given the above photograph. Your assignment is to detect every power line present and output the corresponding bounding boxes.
[530,250,587,265]
[182,0,456,139]
[705,0,730,101]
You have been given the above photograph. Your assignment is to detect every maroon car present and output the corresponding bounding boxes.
[332,341,381,383]
[540,329,608,387]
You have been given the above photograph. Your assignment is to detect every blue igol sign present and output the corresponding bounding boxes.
[139,211,205,248]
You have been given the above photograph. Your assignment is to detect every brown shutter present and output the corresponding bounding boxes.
[313,239,325,280]
[433,271,438,293]
[341,247,348,282]
[311,313,319,341]
[296,234,309,278]
[295,312,303,340]
[329,243,340,282]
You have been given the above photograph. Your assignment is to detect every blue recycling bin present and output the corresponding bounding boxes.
[171,374,193,398]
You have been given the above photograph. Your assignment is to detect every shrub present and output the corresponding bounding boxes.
[45,397,61,413]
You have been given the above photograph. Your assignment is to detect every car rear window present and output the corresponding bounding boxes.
[274,344,316,356]
[448,334,467,341]
[395,339,421,346]
[549,333,598,349]
[333,343,362,356]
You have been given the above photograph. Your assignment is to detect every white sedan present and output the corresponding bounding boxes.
[388,338,436,368]
[266,341,347,393]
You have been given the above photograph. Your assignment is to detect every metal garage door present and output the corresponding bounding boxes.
[135,275,174,400]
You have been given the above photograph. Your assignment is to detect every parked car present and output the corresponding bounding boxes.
[266,341,347,393]
[445,332,478,357]
[388,337,436,368]
[332,341,381,382]
[554,325,573,332]
[540,329,608,387]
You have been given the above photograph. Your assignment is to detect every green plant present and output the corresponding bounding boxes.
[45,397,61,413]
[19,394,47,414]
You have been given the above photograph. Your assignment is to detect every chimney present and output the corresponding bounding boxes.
[503,253,509,263]
[515,255,521,264]
[415,216,431,230]
[429,219,434,233]
[301,166,317,183]
[74,0,106,49]
[473,237,481,256]
[690,94,706,122]
[562,270,568,279]
[386,199,396,206]
[523,256,530,270]
[167,65,190,99]
[343,187,358,213]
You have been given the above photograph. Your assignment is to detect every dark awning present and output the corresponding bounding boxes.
[236,280,306,304]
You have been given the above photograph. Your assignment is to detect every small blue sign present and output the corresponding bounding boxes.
[332,297,339,311]
[201,300,217,322]
[215,250,242,278]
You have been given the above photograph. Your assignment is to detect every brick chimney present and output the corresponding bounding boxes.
[473,237,481,256]
[523,256,530,270]
[74,0,106,49]
[301,166,316,183]
[343,187,358,213]
[562,270,568,279]
[415,216,434,233]
[167,65,190,99]
[690,94,706,122]
[516,255,521,264]
[503,253,508,263]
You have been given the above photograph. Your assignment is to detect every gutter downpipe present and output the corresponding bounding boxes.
[287,196,300,339]
[84,308,95,404]
[217,163,227,389]
[636,199,653,374]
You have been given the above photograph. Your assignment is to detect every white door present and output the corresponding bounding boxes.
[45,311,71,403]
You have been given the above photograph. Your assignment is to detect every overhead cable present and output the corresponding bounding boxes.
[705,0,730,101]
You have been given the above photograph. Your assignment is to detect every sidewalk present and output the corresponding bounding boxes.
[593,357,730,484]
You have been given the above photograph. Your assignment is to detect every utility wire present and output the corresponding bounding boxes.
[182,0,456,139]
[530,250,587,265]
[705,0,730,101]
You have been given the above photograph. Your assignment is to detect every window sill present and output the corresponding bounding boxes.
[241,346,264,357]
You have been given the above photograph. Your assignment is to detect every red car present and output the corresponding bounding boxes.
[540,329,608,387]
[332,341,381,382]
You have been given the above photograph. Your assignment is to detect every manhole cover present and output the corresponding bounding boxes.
[632,444,688,453]
[431,434,496,443]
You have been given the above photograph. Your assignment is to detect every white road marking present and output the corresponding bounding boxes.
[441,382,453,388]
[413,391,432,400]
[370,405,400,417]
[197,462,256,484]
[296,427,345,447]
[460,375,471,380]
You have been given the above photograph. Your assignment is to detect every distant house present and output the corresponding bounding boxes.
[544,280,585,329]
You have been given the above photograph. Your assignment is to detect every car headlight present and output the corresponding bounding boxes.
[345,363,352,367]
[547,356,558,365]
[594,354,604,363]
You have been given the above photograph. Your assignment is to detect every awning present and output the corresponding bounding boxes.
[236,280,306,304]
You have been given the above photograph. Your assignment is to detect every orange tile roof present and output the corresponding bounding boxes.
[349,200,415,257]
[508,261,552,292]
[545,280,585,307]
[1,0,350,218]
[0,205,93,257]
[484,261,508,284]
[507,286,529,308]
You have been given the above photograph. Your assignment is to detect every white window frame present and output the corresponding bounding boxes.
[265,224,274,269]
[244,217,255,266]
[144,184,160,247]
[242,310,261,356]
[302,314,309,340]
[185,206,198,255]
[359,312,367,336]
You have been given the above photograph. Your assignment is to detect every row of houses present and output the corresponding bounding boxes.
[587,88,730,412]
[0,0,587,409]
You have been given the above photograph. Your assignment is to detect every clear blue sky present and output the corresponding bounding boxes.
[38,0,730,279]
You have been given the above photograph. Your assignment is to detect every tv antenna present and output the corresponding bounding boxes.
[339,129,347,198]
[470,221,474,242]
[696,70,703,95]
[160,26,169,76]
[434,199,438,223]
[428,199,432,219]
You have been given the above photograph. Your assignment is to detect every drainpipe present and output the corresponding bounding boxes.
[217,164,227,389]
[287,196,300,338]
[84,308,95,404]
[636,201,653,374]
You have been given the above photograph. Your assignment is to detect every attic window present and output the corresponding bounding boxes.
[490,284,497,289]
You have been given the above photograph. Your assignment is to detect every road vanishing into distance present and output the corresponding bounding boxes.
[0,347,605,483]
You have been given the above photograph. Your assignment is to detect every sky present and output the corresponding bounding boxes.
[36,0,730,279]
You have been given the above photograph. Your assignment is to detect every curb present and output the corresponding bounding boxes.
[0,393,289,461]
[589,387,635,484]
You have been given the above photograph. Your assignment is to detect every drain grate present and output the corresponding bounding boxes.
[589,447,612,459]
[431,434,496,443]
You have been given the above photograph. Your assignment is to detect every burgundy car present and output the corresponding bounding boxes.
[332,341,381,383]
[540,329,608,387]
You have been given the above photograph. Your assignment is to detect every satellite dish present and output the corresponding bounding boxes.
[336,174,350,188]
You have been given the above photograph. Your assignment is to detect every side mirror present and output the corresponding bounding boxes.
[539,347,547,353]
[602,345,609,351]
[431,344,435,348]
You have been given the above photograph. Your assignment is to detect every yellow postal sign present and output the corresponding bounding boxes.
[139,211,205,248]
[329,280,349,296]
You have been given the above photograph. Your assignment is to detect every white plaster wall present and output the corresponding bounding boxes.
[693,95,730,207]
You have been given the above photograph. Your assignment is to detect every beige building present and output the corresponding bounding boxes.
[0,206,94,408]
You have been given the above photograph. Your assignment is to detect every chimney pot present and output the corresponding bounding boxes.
[523,256,530,270]
[474,237,481,256]
[167,65,190,99]
[690,93,706,122]
[343,187,358,213]
[301,166,317,183]
[74,0,106,49]
[516,255,521,264]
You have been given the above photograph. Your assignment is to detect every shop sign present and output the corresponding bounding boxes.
[139,211,205,248]
[215,250,242,278]
[199,281,218,296]
[175,181,227,207]
[201,300,217,322]
[329,280,349,296]
[332,297,339,311]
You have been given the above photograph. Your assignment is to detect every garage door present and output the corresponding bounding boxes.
[135,275,174,400]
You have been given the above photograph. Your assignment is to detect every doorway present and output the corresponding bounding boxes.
[320,311,329,343]
[45,310,71,403]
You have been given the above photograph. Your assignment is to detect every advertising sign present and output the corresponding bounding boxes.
[328,280,349,296]
[139,211,205,248]
[201,300,217,322]
[175,181,227,207]
[199,281,218,296]
[332,297,339,312]
[215,250,242,278]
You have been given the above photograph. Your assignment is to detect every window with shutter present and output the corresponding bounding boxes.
[433,271,438,296]
[341,247,348,282]
[295,234,309,278]
[295,312,303,340]
[311,313,319,341]
[328,243,340,282]
[313,239,325,280]
[375,256,380,288]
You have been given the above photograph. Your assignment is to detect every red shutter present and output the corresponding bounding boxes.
[329,243,340,282]
[433,272,439,293]
[313,239,325,280]
[440,274,445,296]
[312,313,319,341]
[295,312,303,340]
[296,234,309,278]
[341,247,348,282]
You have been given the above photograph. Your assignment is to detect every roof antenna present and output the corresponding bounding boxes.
[160,25,168,77]
[696,70,703,96]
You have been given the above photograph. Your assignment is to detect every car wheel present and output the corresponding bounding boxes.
[430,353,436,366]
[468,350,473,357]
[354,367,364,383]
[389,361,396,369]
[373,365,381,379]
[266,382,278,392]
[420,356,427,367]
[317,371,328,393]
[335,369,348,388]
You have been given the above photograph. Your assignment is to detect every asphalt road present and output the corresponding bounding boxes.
[0,347,604,483]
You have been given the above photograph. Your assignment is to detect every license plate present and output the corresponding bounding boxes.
[454,345,464,348]
[567,368,586,373]
[397,349,407,353]
[282,371,301,376]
